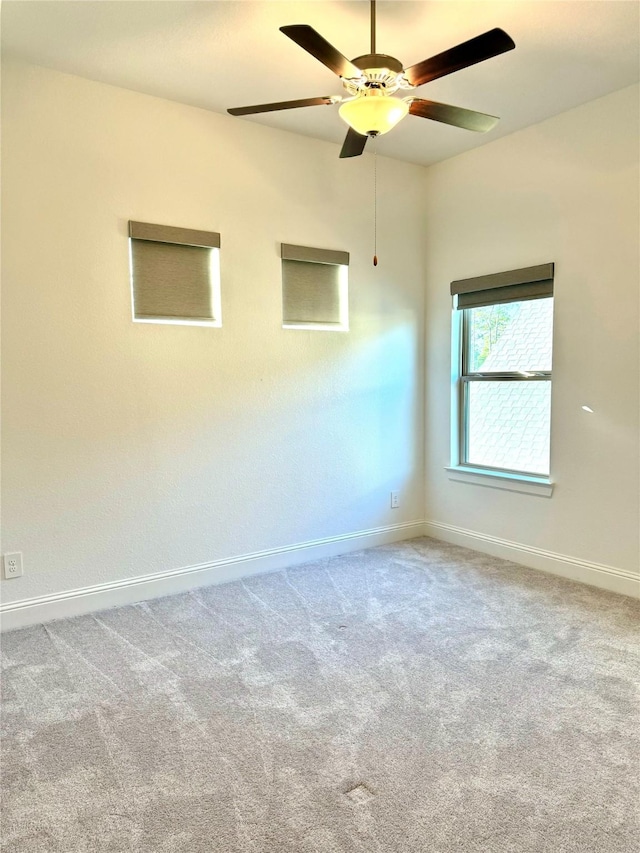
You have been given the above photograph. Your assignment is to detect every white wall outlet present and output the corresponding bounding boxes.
[3,552,23,579]
[390,491,399,509]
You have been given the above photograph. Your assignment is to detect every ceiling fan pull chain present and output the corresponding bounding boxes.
[373,136,378,267]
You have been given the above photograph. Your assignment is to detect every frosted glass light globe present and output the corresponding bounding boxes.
[339,93,409,137]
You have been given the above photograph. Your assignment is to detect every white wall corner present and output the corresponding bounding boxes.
[423,520,640,599]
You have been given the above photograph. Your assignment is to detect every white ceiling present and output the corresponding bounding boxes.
[2,1,639,166]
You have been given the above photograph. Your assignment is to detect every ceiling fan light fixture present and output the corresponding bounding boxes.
[338,92,409,137]
[228,2,515,159]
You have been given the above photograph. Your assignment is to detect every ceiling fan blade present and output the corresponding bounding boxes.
[280,25,363,79]
[339,127,368,159]
[409,98,499,132]
[404,28,515,87]
[228,96,337,116]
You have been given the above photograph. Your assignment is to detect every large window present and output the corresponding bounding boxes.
[452,264,554,480]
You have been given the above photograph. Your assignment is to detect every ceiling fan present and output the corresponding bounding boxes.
[227,0,515,158]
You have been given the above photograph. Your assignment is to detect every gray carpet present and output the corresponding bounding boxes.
[1,537,639,853]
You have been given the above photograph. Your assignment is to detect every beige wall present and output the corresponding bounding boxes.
[423,84,640,576]
[1,61,427,604]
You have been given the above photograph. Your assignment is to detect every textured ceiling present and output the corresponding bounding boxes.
[2,1,639,165]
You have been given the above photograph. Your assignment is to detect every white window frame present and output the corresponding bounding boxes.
[447,265,555,497]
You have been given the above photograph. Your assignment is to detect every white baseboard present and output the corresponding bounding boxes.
[4,518,636,631]
[0,520,425,632]
[424,520,640,599]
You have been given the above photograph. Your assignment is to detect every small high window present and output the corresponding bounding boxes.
[129,221,221,326]
[281,243,349,331]
[452,263,554,479]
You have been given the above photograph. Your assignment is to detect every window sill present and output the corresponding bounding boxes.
[445,466,554,497]
[133,317,221,328]
[282,322,348,332]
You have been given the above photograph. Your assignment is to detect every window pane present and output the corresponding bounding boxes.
[466,381,551,475]
[466,298,553,373]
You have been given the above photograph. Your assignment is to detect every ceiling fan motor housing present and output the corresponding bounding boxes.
[352,54,403,75]
[345,54,411,95]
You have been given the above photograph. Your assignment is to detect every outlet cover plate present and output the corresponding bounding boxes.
[3,552,23,579]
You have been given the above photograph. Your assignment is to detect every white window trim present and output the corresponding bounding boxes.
[282,322,349,332]
[445,466,553,497]
[449,303,554,497]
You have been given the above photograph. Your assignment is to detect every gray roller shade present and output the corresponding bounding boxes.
[282,259,342,325]
[129,221,220,322]
[452,263,554,309]
[131,241,216,321]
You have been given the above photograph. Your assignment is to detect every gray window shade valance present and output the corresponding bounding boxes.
[129,221,220,249]
[451,263,554,309]
[281,243,349,266]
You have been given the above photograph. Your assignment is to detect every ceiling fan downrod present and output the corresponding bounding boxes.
[370,0,376,54]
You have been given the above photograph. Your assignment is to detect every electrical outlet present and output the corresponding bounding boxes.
[3,552,23,579]
[390,491,399,509]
